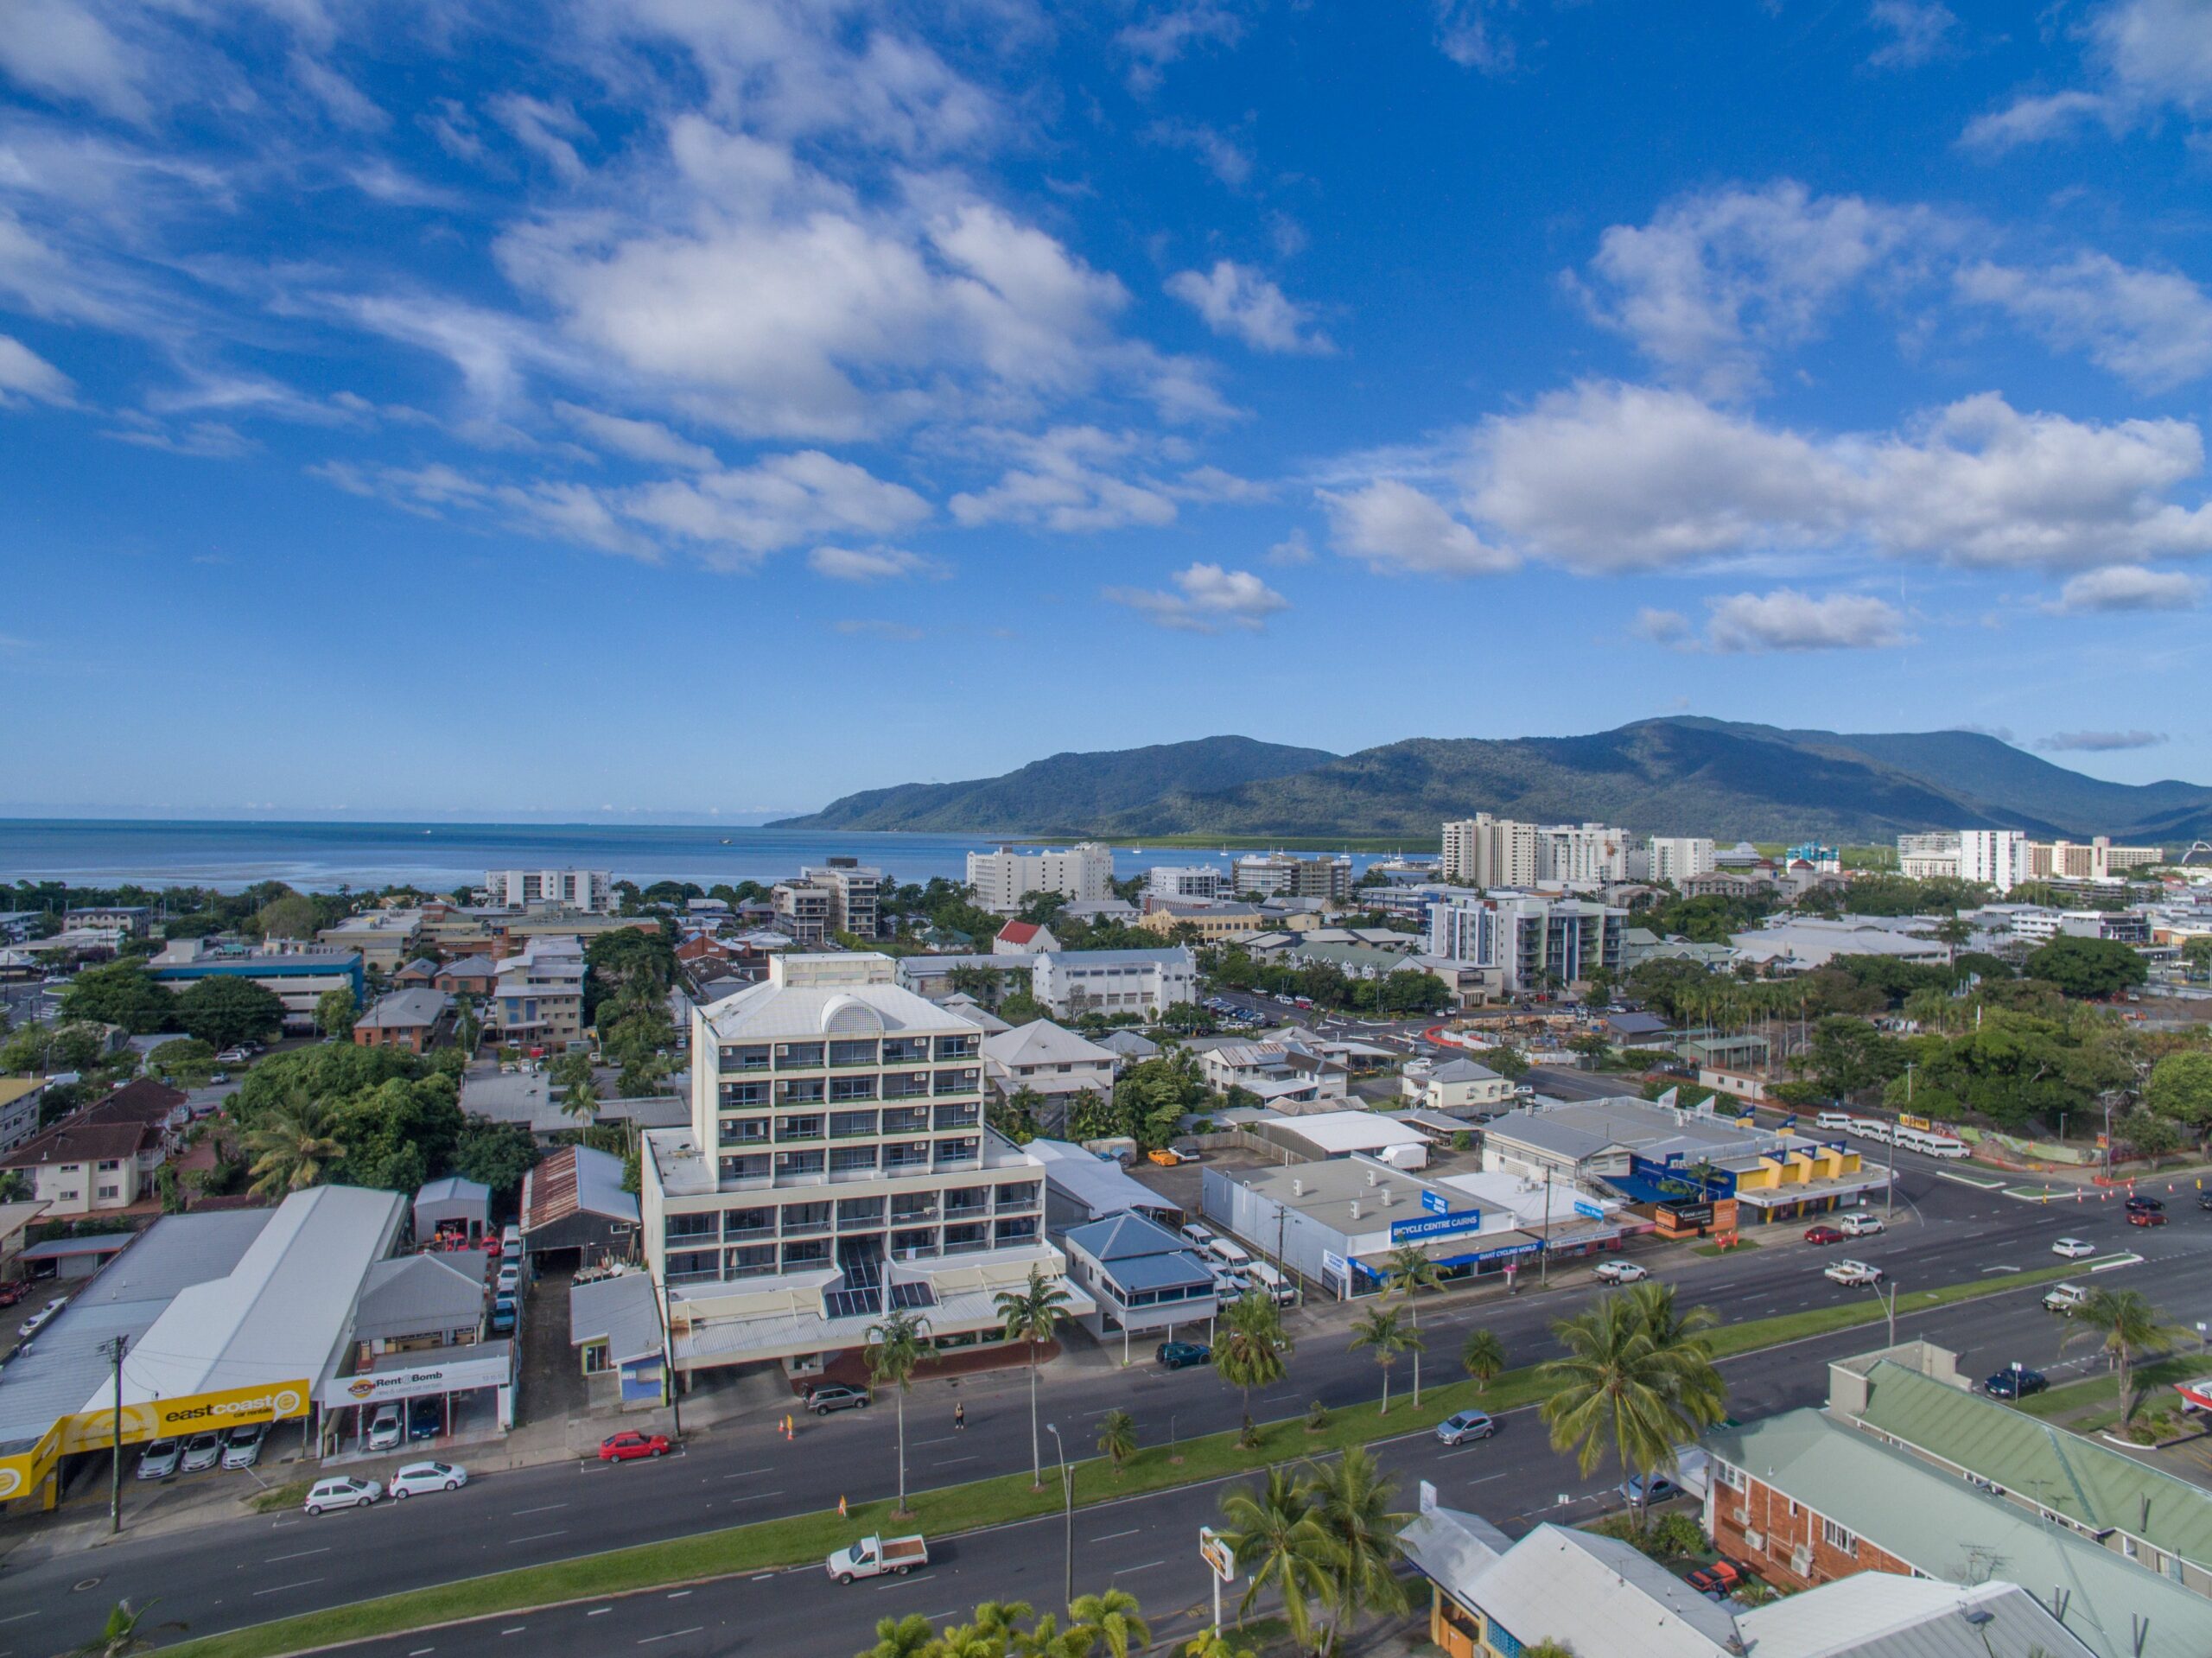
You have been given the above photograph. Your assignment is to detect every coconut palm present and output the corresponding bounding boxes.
[67,1600,183,1658]
[1066,1589,1150,1658]
[1380,1244,1443,1407]
[1218,1467,1335,1655]
[1096,1407,1137,1475]
[561,1073,600,1125]
[1182,1632,1259,1658]
[1461,1327,1507,1394]
[969,1602,1036,1648]
[242,1097,346,1198]
[1217,1292,1290,1442]
[1307,1445,1411,1649]
[995,1267,1073,1490]
[1620,1281,1727,1431]
[856,1612,934,1658]
[1539,1293,1719,1530]
[1346,1304,1421,1416]
[868,1306,932,1516]
[2063,1287,2186,1420]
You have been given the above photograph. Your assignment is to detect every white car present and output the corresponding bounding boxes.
[16,1299,65,1338]
[222,1422,270,1469]
[2052,1237,2097,1259]
[304,1477,381,1515]
[1837,1211,1885,1237]
[1825,1260,1884,1286]
[1592,1261,1649,1284]
[496,1261,522,1293]
[180,1432,224,1473]
[137,1439,182,1480]
[387,1460,468,1499]
[366,1403,404,1452]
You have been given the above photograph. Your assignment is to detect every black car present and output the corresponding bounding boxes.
[805,1384,872,1415]
[2200,1192,2212,1212]
[1985,1367,2049,1400]
[2126,1195,2166,1213]
[1155,1340,1212,1370]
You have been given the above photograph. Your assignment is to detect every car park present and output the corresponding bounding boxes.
[1155,1340,1211,1370]
[1984,1367,2048,1400]
[137,1439,182,1480]
[367,1404,404,1452]
[2130,1208,2167,1228]
[1837,1211,1884,1237]
[388,1460,468,1498]
[1435,1409,1496,1445]
[599,1431,671,1461]
[1802,1223,1845,1246]
[304,1476,381,1515]
[1825,1260,1883,1286]
[1686,1558,1752,1597]
[1592,1261,1649,1284]
[2051,1237,2096,1258]
[1179,1223,1216,1250]
[222,1422,269,1469]
[180,1432,224,1473]
[806,1384,871,1415]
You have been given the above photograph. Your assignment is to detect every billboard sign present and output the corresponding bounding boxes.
[1389,1210,1484,1244]
[1421,1190,1449,1215]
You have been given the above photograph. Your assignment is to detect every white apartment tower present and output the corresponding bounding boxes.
[966,843,1116,913]
[1539,823,1630,884]
[1148,865,1225,901]
[1646,837,1717,883]
[1959,829,2029,894]
[639,953,1084,1373]
[1440,816,1541,888]
[484,868,613,913]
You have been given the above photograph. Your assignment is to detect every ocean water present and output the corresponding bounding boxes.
[0,820,1395,895]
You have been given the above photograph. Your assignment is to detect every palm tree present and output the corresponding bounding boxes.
[857,1612,934,1658]
[67,1600,183,1658]
[561,1072,600,1125]
[2063,1287,2186,1420]
[1380,1244,1443,1407]
[1307,1446,1411,1652]
[1522,1642,1577,1658]
[1217,1292,1290,1442]
[1218,1467,1334,1655]
[1096,1407,1137,1475]
[970,1601,1037,1648]
[242,1097,346,1198]
[1066,1590,1149,1658]
[1621,1281,1727,1431]
[868,1307,932,1516]
[1538,1290,1726,1529]
[1461,1327,1507,1394]
[995,1267,1073,1490]
[1346,1304,1421,1415]
[1182,1633,1259,1658]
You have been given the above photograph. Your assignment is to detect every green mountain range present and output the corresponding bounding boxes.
[772,719,2212,845]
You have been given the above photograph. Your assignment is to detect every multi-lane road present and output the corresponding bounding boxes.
[6,1162,2209,1657]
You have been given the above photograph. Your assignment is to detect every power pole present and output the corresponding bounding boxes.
[103,1334,128,1534]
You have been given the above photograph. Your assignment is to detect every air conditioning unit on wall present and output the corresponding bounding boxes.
[1744,1528,1764,1551]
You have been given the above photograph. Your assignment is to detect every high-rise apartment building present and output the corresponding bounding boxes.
[1959,829,2029,894]
[1538,823,1631,884]
[802,861,881,937]
[1647,837,1717,883]
[640,953,1080,1374]
[966,843,1116,913]
[2023,838,2164,881]
[1148,865,1225,900]
[484,868,613,913]
[1425,892,1625,993]
[1896,832,1961,880]
[1230,853,1352,901]
[1440,816,1541,888]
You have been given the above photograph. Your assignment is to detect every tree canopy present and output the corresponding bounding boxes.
[174,976,287,1047]
[2022,935,2149,1000]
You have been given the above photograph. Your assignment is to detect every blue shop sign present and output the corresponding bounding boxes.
[1389,1209,1484,1243]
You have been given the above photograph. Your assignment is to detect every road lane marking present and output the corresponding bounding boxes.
[639,1630,704,1646]
[265,1547,330,1564]
[588,1609,612,1617]
[252,1579,326,1598]
[500,1628,526,1636]
[512,1502,569,1515]
[933,1455,977,1466]
[667,1591,692,1599]
[1090,1527,1142,1541]
[510,1530,568,1545]
[1114,1560,1166,1576]
[408,1648,435,1655]
[0,1612,41,1625]
[723,1490,785,1502]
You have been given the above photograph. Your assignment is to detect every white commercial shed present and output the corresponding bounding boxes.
[1254,1110,1431,1169]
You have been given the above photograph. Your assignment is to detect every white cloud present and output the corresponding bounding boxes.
[1432,0,1516,73]
[1118,3,1247,94]
[807,544,944,582]
[1631,607,1692,645]
[1318,479,1516,576]
[0,333,73,403]
[555,402,719,470]
[624,450,932,569]
[1867,0,1958,68]
[1701,588,1911,653]
[1953,253,2212,391]
[1961,90,2112,152]
[1145,119,1253,187]
[2035,728,2168,752]
[346,161,463,209]
[1962,0,2212,151]
[1574,181,1937,396]
[0,0,149,121]
[1453,380,2212,575]
[1166,261,1332,354]
[490,94,592,181]
[948,426,1179,532]
[2048,563,2205,612]
[1105,562,1287,632]
[1265,528,1314,565]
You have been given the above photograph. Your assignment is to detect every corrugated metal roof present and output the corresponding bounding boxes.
[521,1145,639,1232]
[352,1253,486,1342]
[569,1272,662,1365]
[1026,1139,1179,1222]
[1736,1576,2092,1658]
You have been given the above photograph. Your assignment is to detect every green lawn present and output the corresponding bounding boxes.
[2014,1353,2208,1422]
[162,1265,2077,1658]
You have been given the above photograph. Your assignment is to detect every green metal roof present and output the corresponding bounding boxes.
[1855,1359,2212,1570]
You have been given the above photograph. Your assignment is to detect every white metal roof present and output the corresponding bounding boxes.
[1269,1110,1427,1153]
[982,1020,1118,1069]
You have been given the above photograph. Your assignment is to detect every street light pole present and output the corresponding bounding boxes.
[1045,1423,1072,1610]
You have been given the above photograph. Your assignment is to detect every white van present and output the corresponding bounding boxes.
[1205,1236,1253,1268]
[1849,1119,1892,1143]
[1815,1112,1853,1130]
[1247,1261,1299,1305]
[1179,1222,1216,1250]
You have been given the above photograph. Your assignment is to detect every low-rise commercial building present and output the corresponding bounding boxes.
[1059,1211,1218,1358]
[1136,900,1264,942]
[519,1145,639,1267]
[1399,1058,1513,1116]
[569,1270,666,1410]
[1730,916,1953,972]
[1025,1138,1183,1233]
[317,909,426,971]
[1031,948,1196,1019]
[149,938,364,1032]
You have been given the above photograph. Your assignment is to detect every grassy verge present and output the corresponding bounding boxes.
[2015,1354,2206,1422]
[163,1265,2076,1658]
[248,1480,313,1515]
[1690,1237,1758,1257]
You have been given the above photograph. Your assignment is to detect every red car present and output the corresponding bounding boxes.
[1686,1558,1753,1597]
[598,1431,671,1462]
[2128,1209,2167,1228]
[1802,1224,1846,1246]
[0,1280,30,1307]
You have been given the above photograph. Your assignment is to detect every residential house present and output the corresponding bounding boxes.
[0,1078,188,1216]
[434,955,500,996]
[1399,1057,1513,1116]
[994,919,1060,956]
[981,1020,1119,1108]
[353,988,454,1053]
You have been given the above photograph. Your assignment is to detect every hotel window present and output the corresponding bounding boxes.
[1820,1517,1857,1556]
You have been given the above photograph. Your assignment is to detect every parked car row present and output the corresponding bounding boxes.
[304,1461,468,1515]
[137,1420,270,1480]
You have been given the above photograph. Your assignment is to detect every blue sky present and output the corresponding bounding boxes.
[5,0,2212,816]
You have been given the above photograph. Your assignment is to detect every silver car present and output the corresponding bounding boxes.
[180,1432,224,1473]
[137,1439,182,1480]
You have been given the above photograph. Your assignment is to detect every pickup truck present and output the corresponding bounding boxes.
[1824,1260,1883,1286]
[2044,1283,2089,1316]
[827,1534,928,1584]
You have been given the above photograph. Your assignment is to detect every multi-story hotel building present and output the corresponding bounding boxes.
[640,953,1088,1374]
[967,843,1116,913]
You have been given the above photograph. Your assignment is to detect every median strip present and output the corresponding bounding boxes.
[160,1262,2081,1658]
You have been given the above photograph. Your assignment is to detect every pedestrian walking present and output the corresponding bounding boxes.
[954,1401,966,1432]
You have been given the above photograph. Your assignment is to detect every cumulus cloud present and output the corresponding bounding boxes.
[555,402,718,470]
[1631,607,1693,645]
[2035,728,2168,752]
[1319,479,1516,576]
[1432,0,1517,73]
[624,450,931,568]
[2047,564,2205,612]
[0,333,73,403]
[1452,380,2212,575]
[1573,181,1938,397]
[1105,562,1287,632]
[1266,528,1315,565]
[807,544,945,582]
[1953,253,2212,391]
[948,426,1179,532]
[1868,1,1958,67]
[1702,589,1911,653]
[1962,0,2212,151]
[1166,261,1332,354]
